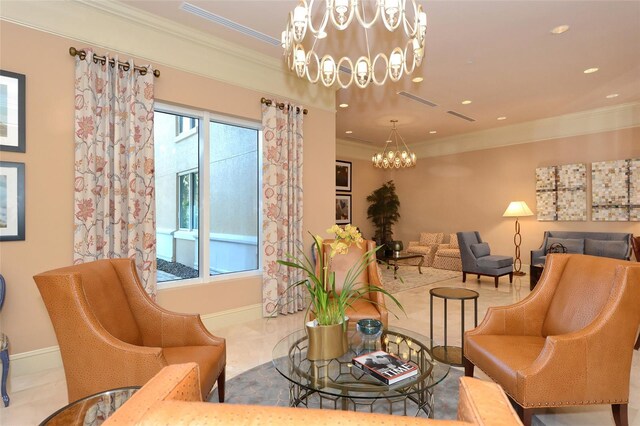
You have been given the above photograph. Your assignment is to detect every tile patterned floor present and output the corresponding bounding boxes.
[2,273,639,425]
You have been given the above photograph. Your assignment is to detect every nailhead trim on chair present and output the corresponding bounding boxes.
[466,355,628,408]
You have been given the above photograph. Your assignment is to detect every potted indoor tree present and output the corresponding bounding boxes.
[366,180,401,256]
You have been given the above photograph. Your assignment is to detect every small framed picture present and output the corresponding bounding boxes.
[0,161,25,241]
[335,193,351,225]
[0,70,26,153]
[336,160,352,192]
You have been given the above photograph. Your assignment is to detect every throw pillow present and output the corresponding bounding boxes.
[419,232,443,246]
[546,237,584,254]
[470,242,491,258]
[449,233,459,249]
[584,239,628,259]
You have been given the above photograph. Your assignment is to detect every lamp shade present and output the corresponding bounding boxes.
[503,201,534,217]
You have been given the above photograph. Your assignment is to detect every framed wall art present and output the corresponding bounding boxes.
[0,161,25,241]
[535,163,586,221]
[335,193,352,225]
[592,158,640,221]
[0,70,26,153]
[336,160,352,192]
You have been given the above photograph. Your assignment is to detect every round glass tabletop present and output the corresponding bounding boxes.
[39,387,139,426]
[272,326,450,402]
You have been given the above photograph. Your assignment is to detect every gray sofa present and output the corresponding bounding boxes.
[531,231,632,265]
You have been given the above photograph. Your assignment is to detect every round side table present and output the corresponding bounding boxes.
[429,287,479,367]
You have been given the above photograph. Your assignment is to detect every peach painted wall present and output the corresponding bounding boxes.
[383,128,640,260]
[0,22,335,354]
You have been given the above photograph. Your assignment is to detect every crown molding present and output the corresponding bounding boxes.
[0,0,335,112]
[336,137,375,160]
[337,102,640,160]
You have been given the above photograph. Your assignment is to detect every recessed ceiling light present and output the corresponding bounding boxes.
[461,100,472,105]
[606,93,619,99]
[339,103,349,108]
[429,130,437,134]
[550,25,570,34]
[345,130,353,134]
[412,77,424,83]
[317,31,327,39]
[497,116,507,120]
[583,67,599,74]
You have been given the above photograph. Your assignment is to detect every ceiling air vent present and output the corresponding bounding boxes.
[446,110,476,122]
[346,135,374,144]
[397,91,438,107]
[181,2,281,46]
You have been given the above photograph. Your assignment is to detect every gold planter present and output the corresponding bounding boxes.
[305,319,349,361]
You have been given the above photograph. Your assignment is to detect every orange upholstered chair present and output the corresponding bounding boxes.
[317,239,389,328]
[632,235,640,262]
[463,254,640,426]
[34,259,226,403]
[104,363,524,425]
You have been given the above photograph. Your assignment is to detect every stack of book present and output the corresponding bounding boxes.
[352,350,418,385]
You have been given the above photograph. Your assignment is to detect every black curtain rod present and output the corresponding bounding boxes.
[69,47,160,78]
[261,97,308,115]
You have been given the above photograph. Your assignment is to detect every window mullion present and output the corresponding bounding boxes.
[199,112,211,278]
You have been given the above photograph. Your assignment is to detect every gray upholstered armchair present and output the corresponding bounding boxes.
[457,232,513,288]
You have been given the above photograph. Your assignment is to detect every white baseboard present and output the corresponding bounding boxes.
[8,303,264,382]
[8,346,63,391]
[200,303,263,330]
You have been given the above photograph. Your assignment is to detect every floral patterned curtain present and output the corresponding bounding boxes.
[262,101,304,316]
[73,49,157,296]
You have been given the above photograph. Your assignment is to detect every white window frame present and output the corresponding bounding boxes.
[177,169,198,231]
[155,102,263,289]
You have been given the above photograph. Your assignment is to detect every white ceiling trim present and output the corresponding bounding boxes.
[337,102,640,160]
[0,0,335,112]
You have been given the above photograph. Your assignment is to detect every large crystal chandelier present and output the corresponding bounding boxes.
[282,0,427,89]
[372,120,416,169]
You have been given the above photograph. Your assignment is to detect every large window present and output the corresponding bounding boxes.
[154,106,260,284]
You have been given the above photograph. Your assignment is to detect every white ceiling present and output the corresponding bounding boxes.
[121,0,640,146]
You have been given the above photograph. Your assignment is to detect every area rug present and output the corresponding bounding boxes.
[379,265,461,294]
[211,361,462,419]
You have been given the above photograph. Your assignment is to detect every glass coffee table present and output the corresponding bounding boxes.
[379,252,425,279]
[39,387,139,425]
[272,326,449,418]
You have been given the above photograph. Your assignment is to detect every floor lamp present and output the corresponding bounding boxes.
[503,201,534,276]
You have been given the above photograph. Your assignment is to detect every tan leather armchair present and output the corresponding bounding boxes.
[105,363,523,425]
[34,259,226,403]
[318,240,389,328]
[463,254,640,426]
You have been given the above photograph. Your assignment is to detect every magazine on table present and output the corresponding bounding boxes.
[352,350,418,385]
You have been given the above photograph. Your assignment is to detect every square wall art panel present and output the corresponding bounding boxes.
[535,163,586,221]
[592,158,640,221]
[535,166,557,221]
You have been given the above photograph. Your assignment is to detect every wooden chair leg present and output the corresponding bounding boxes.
[509,272,513,283]
[494,276,499,288]
[513,401,535,426]
[612,403,628,426]
[462,271,467,283]
[463,356,474,377]
[477,274,481,280]
[217,367,226,403]
[521,407,534,426]
[635,332,640,350]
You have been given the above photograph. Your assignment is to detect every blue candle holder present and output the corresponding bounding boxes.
[357,319,383,351]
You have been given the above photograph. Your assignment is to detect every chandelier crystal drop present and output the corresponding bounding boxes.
[282,0,427,89]
[372,120,416,169]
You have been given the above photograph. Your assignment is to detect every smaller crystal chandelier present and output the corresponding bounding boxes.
[372,120,417,169]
